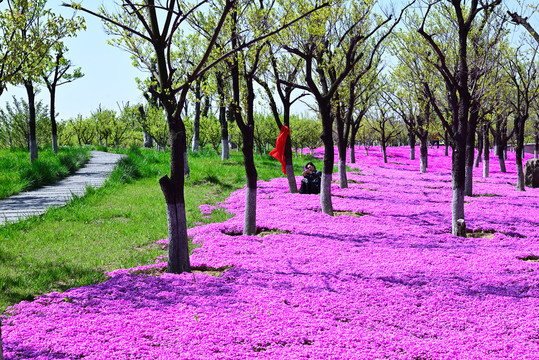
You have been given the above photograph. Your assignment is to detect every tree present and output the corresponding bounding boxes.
[418,0,502,236]
[368,99,401,163]
[255,50,304,193]
[0,96,50,149]
[504,44,539,190]
[42,47,84,154]
[3,0,84,162]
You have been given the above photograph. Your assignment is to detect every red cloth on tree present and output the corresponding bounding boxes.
[269,125,290,174]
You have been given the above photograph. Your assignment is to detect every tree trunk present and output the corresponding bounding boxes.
[474,129,483,167]
[444,131,450,156]
[191,82,202,152]
[349,143,356,163]
[350,126,359,163]
[319,102,334,216]
[382,143,388,163]
[409,132,416,160]
[465,112,478,196]
[285,136,297,193]
[483,124,489,178]
[535,132,538,159]
[515,117,526,191]
[217,74,229,161]
[25,80,38,163]
[452,144,466,236]
[160,126,190,274]
[338,158,348,188]
[50,86,58,154]
[420,139,428,173]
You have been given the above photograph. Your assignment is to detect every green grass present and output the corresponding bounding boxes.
[0,147,320,312]
[0,147,91,200]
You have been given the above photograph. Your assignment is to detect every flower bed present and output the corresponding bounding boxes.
[3,146,539,359]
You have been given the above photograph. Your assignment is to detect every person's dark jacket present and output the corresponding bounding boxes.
[299,170,322,194]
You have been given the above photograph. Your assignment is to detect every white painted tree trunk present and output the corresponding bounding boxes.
[420,155,427,173]
[320,173,333,216]
[339,159,348,188]
[221,139,230,160]
[243,187,257,235]
[483,160,489,178]
[191,136,200,152]
[452,187,465,236]
[516,161,525,191]
[286,164,297,193]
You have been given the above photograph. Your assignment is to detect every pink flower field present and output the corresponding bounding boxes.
[2,146,539,359]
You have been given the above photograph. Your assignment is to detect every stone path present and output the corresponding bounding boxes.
[0,151,125,226]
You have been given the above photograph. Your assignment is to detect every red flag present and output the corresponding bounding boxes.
[269,125,290,174]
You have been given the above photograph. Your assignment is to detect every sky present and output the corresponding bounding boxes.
[1,2,147,121]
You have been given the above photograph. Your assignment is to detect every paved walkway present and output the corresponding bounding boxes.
[0,151,125,226]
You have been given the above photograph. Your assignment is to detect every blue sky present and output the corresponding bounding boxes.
[2,2,146,121]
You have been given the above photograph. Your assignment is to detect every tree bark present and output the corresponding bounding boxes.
[25,80,38,163]
[464,109,479,196]
[474,129,483,167]
[319,101,334,216]
[409,132,416,160]
[349,143,356,163]
[159,126,190,274]
[382,143,388,163]
[420,137,428,173]
[515,116,526,191]
[191,80,202,152]
[535,132,538,159]
[50,85,58,154]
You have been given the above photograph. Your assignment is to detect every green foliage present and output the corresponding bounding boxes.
[0,96,51,149]
[0,146,90,200]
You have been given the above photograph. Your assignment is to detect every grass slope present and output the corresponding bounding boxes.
[0,147,91,200]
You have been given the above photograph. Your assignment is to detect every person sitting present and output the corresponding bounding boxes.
[299,162,322,194]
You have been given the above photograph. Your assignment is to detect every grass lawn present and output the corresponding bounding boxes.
[0,147,91,200]
[0,147,319,311]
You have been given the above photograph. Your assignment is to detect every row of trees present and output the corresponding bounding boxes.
[0,98,327,154]
[4,0,539,275]
[0,0,85,163]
